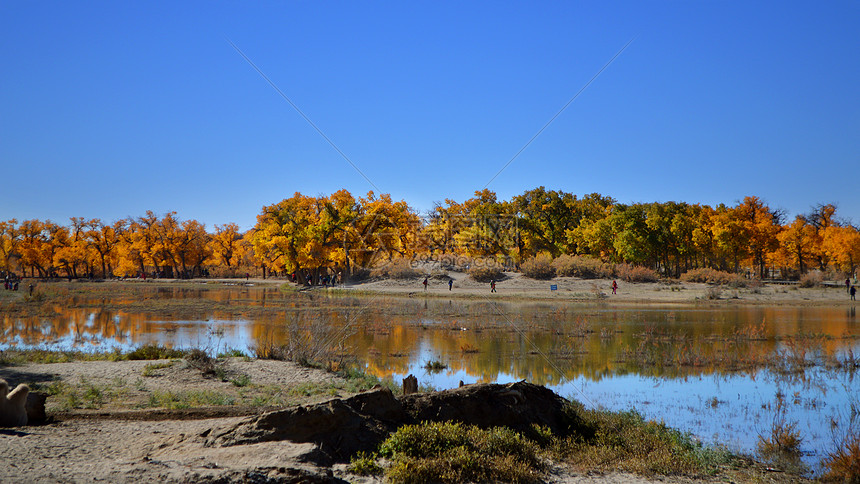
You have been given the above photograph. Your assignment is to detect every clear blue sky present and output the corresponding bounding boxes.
[2,1,858,230]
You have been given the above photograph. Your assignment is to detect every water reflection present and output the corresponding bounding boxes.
[2,289,859,472]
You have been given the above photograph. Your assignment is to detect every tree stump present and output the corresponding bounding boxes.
[402,374,418,395]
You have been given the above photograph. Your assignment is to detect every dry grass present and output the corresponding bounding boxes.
[756,392,806,474]
[681,268,746,286]
[371,257,422,279]
[551,254,614,279]
[616,264,659,283]
[250,313,354,370]
[821,431,860,482]
[468,265,503,283]
[521,254,555,280]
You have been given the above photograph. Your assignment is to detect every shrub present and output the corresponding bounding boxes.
[348,451,383,476]
[372,257,421,279]
[423,360,447,372]
[681,268,745,286]
[552,255,614,279]
[251,314,353,369]
[185,348,222,377]
[521,254,555,280]
[757,393,804,472]
[616,264,659,283]
[379,421,544,483]
[126,344,185,361]
[822,432,860,482]
[217,348,246,358]
[468,265,503,283]
[799,272,822,288]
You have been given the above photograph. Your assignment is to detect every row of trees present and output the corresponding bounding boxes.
[1,188,858,281]
[0,213,248,279]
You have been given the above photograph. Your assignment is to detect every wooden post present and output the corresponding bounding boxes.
[402,374,418,395]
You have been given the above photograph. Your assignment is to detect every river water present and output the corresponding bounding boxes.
[2,286,859,473]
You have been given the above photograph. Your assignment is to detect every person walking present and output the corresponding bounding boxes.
[490,279,496,293]
[448,278,453,291]
[612,280,618,295]
[423,277,428,291]
[851,285,856,301]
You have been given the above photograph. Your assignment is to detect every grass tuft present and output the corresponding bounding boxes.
[423,360,447,372]
[347,451,383,476]
[127,344,185,360]
[378,421,544,484]
[557,405,734,476]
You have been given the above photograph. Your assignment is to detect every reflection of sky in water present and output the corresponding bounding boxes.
[381,360,858,473]
[4,301,860,474]
[2,317,255,356]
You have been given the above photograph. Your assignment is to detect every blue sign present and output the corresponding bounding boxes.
[550,284,558,291]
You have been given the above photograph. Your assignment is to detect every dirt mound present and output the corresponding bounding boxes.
[202,381,576,465]
[401,380,575,436]
[203,386,405,464]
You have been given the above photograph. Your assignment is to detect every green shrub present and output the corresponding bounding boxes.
[230,374,251,387]
[521,254,555,280]
[126,344,185,360]
[347,451,383,476]
[423,360,447,372]
[217,348,246,358]
[379,421,543,484]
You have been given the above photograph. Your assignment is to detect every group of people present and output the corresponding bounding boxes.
[3,272,20,291]
[289,271,342,287]
[420,277,495,293]
[423,276,456,291]
[420,277,621,295]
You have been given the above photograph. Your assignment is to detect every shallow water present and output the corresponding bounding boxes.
[2,286,859,473]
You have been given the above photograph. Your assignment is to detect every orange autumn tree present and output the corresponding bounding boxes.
[208,223,247,273]
[54,217,94,279]
[250,190,421,281]
[734,196,782,278]
[805,203,839,271]
[776,216,817,276]
[0,219,20,272]
[84,218,119,278]
[250,192,327,281]
[822,225,860,276]
[5,190,860,281]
